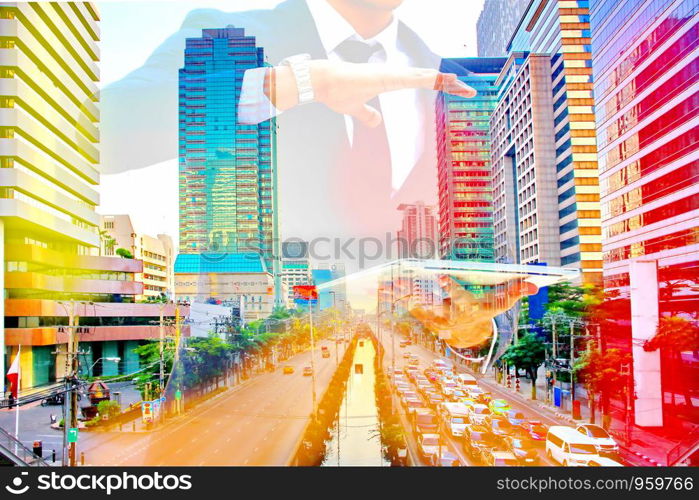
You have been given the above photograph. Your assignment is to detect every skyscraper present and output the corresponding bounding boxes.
[178,27,279,272]
[591,0,698,435]
[396,201,438,259]
[476,0,531,57]
[0,3,189,390]
[491,0,602,285]
[436,58,506,262]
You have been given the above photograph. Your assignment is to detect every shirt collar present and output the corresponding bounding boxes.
[305,0,399,56]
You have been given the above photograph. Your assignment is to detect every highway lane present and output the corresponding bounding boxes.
[379,329,556,466]
[80,340,346,466]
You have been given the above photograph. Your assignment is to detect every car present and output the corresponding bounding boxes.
[467,404,492,425]
[575,424,619,456]
[449,389,468,402]
[505,410,527,427]
[462,425,499,461]
[489,399,511,416]
[439,379,458,397]
[303,366,313,376]
[546,426,600,466]
[413,409,439,434]
[399,340,410,348]
[417,433,441,462]
[403,352,412,359]
[505,436,540,465]
[404,398,426,415]
[586,457,624,467]
[425,392,444,406]
[433,449,463,467]
[490,418,516,443]
[457,397,477,410]
[522,421,548,442]
[482,449,519,466]
[283,365,294,374]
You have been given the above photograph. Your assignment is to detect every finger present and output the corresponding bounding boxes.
[348,102,382,127]
[435,73,477,98]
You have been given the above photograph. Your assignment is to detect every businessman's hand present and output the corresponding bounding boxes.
[409,278,539,349]
[265,60,477,126]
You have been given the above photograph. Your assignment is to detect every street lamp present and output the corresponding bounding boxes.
[87,357,121,375]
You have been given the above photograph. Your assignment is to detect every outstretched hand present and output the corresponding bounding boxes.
[409,278,539,349]
[266,60,477,126]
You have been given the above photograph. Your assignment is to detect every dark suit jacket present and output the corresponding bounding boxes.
[101,0,461,260]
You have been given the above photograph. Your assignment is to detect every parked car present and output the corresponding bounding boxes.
[504,436,540,465]
[467,404,492,425]
[488,399,511,416]
[575,424,619,456]
[505,410,527,427]
[418,433,441,463]
[546,426,600,466]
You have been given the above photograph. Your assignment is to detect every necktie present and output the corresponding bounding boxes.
[332,39,393,237]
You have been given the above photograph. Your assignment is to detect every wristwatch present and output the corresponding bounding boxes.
[280,53,315,105]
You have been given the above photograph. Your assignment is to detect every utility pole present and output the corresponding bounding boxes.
[308,300,317,417]
[552,318,558,388]
[67,300,78,467]
[570,321,575,412]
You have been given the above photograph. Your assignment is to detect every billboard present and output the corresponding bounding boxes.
[293,285,318,305]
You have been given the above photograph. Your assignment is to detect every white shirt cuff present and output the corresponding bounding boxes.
[238,67,280,124]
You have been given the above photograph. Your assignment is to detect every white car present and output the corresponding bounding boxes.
[575,424,619,455]
[467,404,492,425]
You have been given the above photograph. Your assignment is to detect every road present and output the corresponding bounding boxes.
[78,340,346,466]
[378,328,556,466]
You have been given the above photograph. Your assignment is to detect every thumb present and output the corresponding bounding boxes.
[348,103,382,127]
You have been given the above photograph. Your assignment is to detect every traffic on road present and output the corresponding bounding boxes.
[386,336,625,466]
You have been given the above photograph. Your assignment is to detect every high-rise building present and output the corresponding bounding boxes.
[178,27,279,278]
[490,0,602,285]
[0,3,189,389]
[591,0,698,435]
[491,52,562,266]
[436,58,506,262]
[99,215,175,301]
[476,0,531,57]
[396,201,438,259]
[281,240,311,307]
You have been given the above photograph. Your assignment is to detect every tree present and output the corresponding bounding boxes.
[501,333,546,400]
[574,344,632,427]
[99,230,116,256]
[133,340,175,398]
[115,247,134,259]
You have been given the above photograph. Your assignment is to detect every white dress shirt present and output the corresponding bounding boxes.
[238,0,426,192]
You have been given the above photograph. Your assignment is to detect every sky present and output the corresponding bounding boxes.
[95,0,485,240]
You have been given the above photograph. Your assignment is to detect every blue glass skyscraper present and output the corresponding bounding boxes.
[178,27,279,275]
